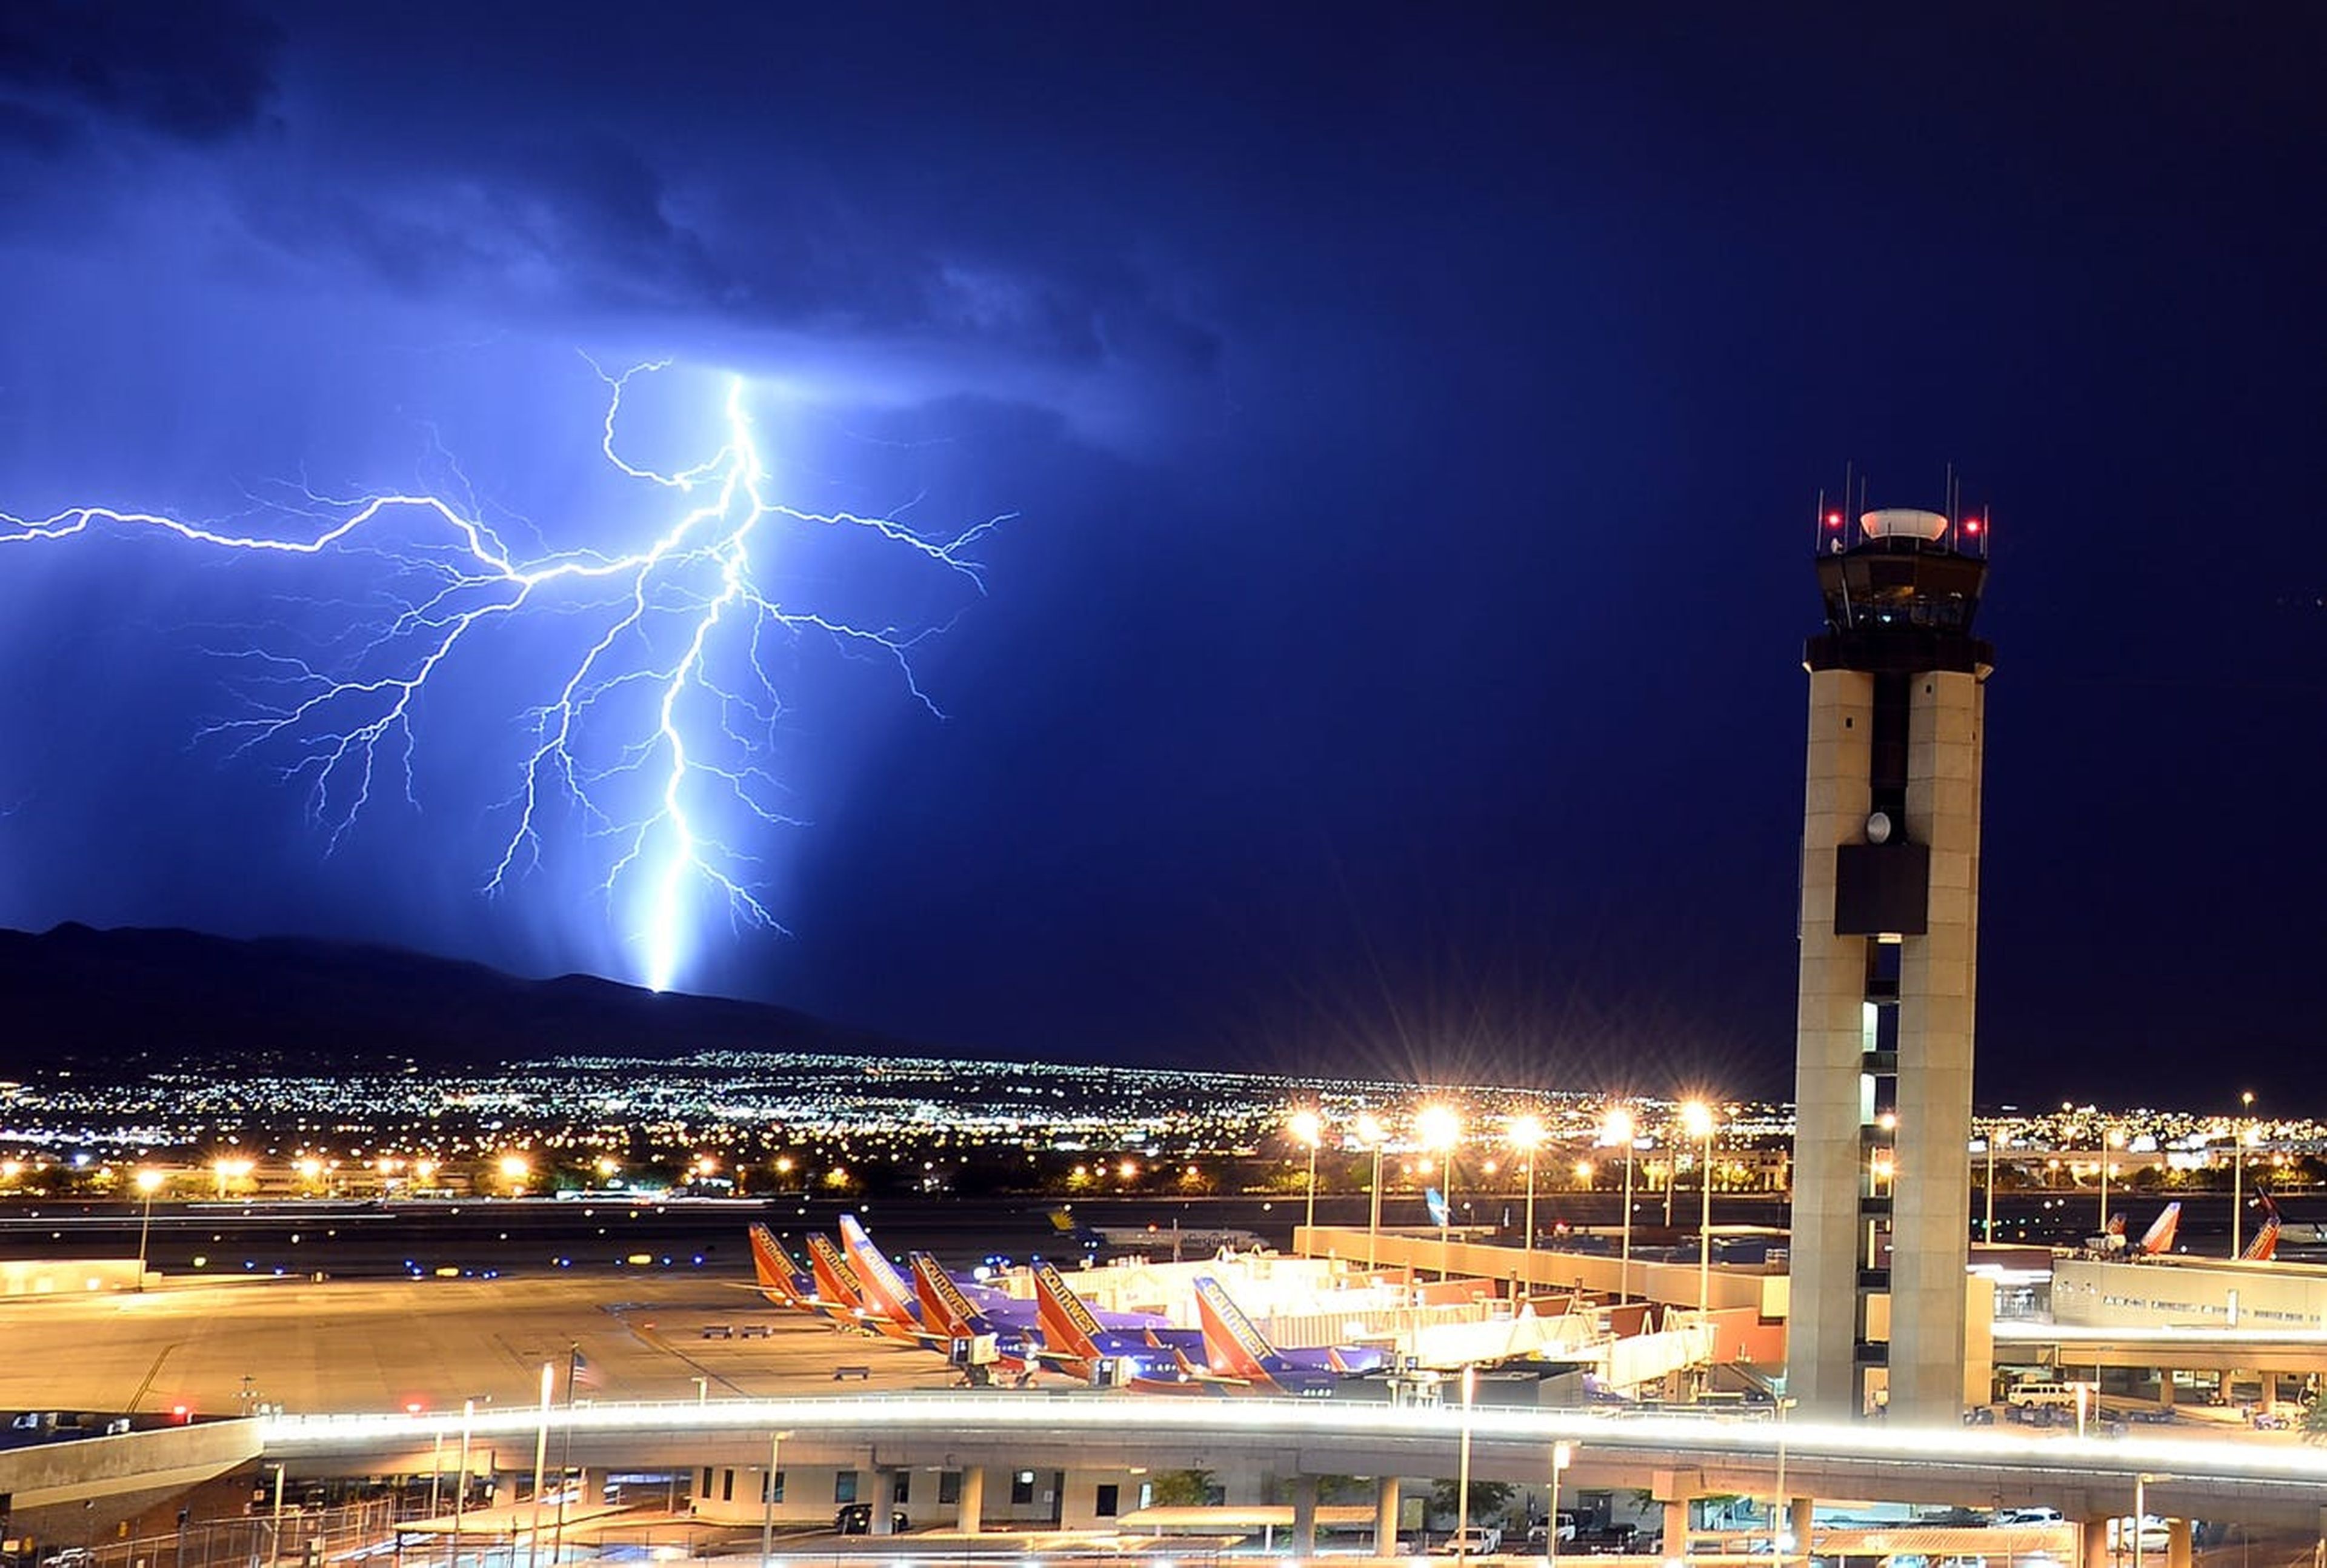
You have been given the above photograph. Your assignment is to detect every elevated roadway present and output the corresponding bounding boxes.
[260,1394,2327,1533]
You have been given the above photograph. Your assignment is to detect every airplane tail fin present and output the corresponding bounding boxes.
[805,1234,865,1307]
[2106,1212,2127,1238]
[1031,1262,1106,1362]
[748,1224,812,1308]
[1424,1187,1451,1228]
[838,1214,921,1324]
[910,1253,987,1338]
[1192,1276,1277,1381]
[2137,1201,2182,1256]
[2243,1194,2281,1261]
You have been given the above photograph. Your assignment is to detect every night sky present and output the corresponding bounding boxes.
[2,5,2321,1108]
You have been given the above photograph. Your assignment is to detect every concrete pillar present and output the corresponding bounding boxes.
[1374,1478,1402,1555]
[1291,1475,1318,1557]
[2079,1517,2111,1568]
[956,1469,985,1533]
[2167,1519,2193,1568]
[1889,669,1983,1424]
[1788,1498,1815,1559]
[1664,1500,1692,1562]
[870,1467,897,1535]
[1790,668,1875,1421]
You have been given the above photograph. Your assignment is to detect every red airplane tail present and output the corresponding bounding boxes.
[748,1224,813,1309]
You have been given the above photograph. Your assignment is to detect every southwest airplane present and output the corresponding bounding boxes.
[1029,1261,1210,1383]
[907,1254,1051,1379]
[747,1224,868,1326]
[1188,1275,1387,1394]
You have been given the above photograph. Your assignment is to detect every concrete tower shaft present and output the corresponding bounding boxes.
[1790,505,1992,1424]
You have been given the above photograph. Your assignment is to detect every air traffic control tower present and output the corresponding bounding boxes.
[1790,502,1992,1424]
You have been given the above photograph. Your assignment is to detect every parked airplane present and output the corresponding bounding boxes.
[1188,1275,1385,1393]
[747,1224,815,1306]
[1028,1261,1208,1382]
[836,1214,936,1334]
[2136,1201,2181,1256]
[747,1224,865,1325]
[906,1254,1050,1380]
[1045,1208,1267,1257]
[799,1231,927,1340]
[2242,1195,2281,1261]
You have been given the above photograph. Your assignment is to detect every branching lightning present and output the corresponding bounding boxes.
[1,360,1006,992]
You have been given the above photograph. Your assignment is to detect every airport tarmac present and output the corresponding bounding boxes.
[0,1272,951,1417]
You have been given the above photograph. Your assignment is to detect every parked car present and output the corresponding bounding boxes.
[1574,1526,1641,1555]
[1432,1526,1504,1555]
[2006,1381,2079,1409]
[833,1504,910,1535]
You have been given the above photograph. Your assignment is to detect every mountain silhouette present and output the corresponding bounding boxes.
[0,923,916,1072]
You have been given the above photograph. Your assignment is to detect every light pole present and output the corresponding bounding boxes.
[526,1362,553,1568]
[1289,1109,1324,1242]
[1682,1100,1716,1317]
[1454,1364,1477,1556]
[2099,1126,2125,1237]
[1357,1114,1387,1272]
[1546,1440,1574,1567]
[2131,1472,2169,1568]
[2232,1092,2254,1258]
[759,1429,790,1568]
[1510,1114,1545,1286]
[134,1168,164,1291]
[1771,1397,1796,1564]
[1980,1132,1996,1240]
[1603,1108,1636,1304]
[454,1400,473,1568]
[1417,1104,1462,1281]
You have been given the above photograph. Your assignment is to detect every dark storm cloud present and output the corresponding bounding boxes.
[0,0,280,144]
[4,4,2325,1109]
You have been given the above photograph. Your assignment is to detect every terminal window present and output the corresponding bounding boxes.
[836,1472,859,1504]
[1096,1484,1120,1518]
[938,1472,962,1506]
[1011,1472,1036,1506]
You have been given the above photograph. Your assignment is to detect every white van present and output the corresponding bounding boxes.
[2006,1381,2079,1409]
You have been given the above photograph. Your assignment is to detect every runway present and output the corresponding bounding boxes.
[0,1272,950,1418]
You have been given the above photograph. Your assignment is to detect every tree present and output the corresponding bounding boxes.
[1428,1479,1517,1526]
[2299,1400,2327,1446]
[1147,1470,1219,1507]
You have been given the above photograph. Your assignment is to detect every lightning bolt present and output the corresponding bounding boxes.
[1,359,1007,992]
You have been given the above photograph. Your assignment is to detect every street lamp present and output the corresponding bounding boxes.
[2099,1126,2125,1237]
[1602,1107,1637,1304]
[1546,1440,1575,1567]
[2131,1472,2170,1568]
[1977,1131,1996,1241]
[2232,1092,2255,1258]
[759,1429,792,1568]
[1289,1109,1325,1241]
[1357,1114,1388,1272]
[1417,1104,1462,1281]
[1682,1100,1717,1316]
[1771,1396,1797,1565]
[1510,1114,1546,1284]
[1454,1363,1477,1556]
[134,1168,164,1291]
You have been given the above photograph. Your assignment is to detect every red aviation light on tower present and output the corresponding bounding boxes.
[1825,511,1844,530]
[1962,516,1982,536]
